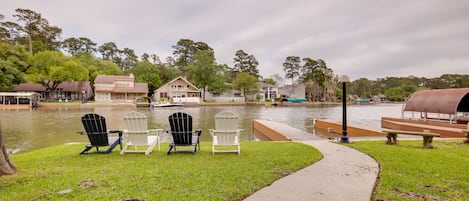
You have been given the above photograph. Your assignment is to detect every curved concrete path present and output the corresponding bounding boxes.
[244,120,379,201]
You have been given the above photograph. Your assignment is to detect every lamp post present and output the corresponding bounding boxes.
[339,75,350,143]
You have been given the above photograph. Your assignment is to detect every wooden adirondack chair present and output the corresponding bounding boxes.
[209,111,242,155]
[121,111,162,155]
[167,112,202,154]
[79,113,123,154]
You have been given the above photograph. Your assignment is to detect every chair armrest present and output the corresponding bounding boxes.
[149,129,164,135]
[195,129,202,136]
[78,131,86,135]
[108,130,123,137]
[208,129,215,136]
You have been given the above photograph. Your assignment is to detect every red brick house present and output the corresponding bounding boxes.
[15,81,92,101]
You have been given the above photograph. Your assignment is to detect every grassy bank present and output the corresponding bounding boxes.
[0,142,321,201]
[348,140,469,201]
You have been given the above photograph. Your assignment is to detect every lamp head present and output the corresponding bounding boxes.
[339,75,350,82]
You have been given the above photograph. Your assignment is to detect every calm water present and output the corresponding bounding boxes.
[0,104,403,153]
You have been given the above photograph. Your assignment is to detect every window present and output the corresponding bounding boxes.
[115,94,125,100]
[96,93,109,100]
[160,92,167,98]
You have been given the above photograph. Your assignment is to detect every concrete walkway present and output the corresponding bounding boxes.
[244,120,379,201]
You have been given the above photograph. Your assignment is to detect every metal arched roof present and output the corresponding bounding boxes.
[403,88,469,114]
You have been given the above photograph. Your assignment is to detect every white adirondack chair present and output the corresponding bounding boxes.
[121,111,162,155]
[209,111,242,155]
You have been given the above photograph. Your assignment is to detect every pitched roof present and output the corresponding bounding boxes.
[112,83,148,93]
[15,82,91,92]
[95,75,133,84]
[155,76,199,92]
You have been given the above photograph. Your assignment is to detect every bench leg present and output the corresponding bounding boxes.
[386,134,397,145]
[422,136,434,148]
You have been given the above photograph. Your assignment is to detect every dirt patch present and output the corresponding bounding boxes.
[394,188,446,201]
[79,180,96,188]
[273,167,292,176]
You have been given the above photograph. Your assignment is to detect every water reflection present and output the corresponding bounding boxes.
[0,104,403,153]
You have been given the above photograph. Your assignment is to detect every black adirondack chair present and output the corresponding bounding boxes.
[79,113,123,154]
[167,112,202,154]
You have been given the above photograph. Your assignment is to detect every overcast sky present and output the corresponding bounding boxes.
[1,0,469,81]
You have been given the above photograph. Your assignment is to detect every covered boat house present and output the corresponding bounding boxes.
[402,88,469,124]
[382,88,469,138]
[0,92,40,109]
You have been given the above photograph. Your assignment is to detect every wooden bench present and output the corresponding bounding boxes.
[462,130,469,144]
[382,129,440,148]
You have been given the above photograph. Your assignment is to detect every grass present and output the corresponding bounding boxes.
[347,140,469,201]
[0,141,321,201]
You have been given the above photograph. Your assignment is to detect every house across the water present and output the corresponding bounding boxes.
[14,81,92,102]
[94,74,148,103]
[153,76,200,104]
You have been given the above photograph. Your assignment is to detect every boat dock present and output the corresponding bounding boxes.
[382,117,466,138]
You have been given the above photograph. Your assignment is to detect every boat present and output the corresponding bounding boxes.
[150,102,184,108]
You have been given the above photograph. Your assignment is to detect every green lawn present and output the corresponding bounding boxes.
[0,141,321,201]
[347,140,469,201]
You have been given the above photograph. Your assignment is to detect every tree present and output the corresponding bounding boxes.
[98,42,120,62]
[233,50,259,79]
[187,50,227,101]
[172,39,213,78]
[13,8,43,54]
[120,47,138,73]
[262,78,276,85]
[283,56,301,94]
[129,61,161,96]
[0,21,22,44]
[0,42,30,91]
[0,125,16,176]
[349,78,373,98]
[301,58,335,101]
[13,8,62,54]
[25,51,89,101]
[271,74,284,86]
[62,37,97,56]
[75,52,122,90]
[233,72,259,103]
[384,87,407,101]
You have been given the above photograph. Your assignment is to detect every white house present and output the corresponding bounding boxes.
[153,76,200,103]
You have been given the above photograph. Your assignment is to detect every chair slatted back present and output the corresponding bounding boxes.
[81,113,109,146]
[123,111,149,144]
[215,111,239,132]
[214,111,239,145]
[168,112,193,144]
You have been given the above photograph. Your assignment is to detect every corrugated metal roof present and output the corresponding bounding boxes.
[403,88,469,114]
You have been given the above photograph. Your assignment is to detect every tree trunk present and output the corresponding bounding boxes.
[0,125,16,176]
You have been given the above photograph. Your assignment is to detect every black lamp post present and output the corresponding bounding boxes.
[339,75,350,143]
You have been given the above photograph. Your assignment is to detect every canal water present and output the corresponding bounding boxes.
[0,103,403,153]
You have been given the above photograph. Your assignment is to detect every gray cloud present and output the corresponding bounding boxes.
[1,0,468,81]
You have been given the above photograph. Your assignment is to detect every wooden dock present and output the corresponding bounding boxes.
[313,119,384,137]
[381,117,466,138]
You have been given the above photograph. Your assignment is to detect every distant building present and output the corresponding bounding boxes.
[15,81,92,101]
[94,74,148,102]
[153,76,200,103]
[279,83,306,99]
[204,88,245,102]
[254,82,279,101]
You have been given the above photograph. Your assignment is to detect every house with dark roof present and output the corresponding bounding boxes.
[15,81,92,101]
[94,74,148,102]
[153,76,200,103]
